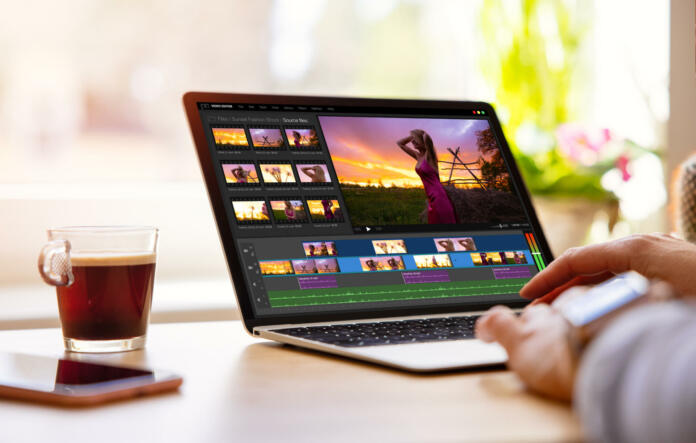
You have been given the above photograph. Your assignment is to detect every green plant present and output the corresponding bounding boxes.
[478,0,612,200]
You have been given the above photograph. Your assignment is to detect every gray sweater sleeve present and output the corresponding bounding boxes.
[574,302,696,443]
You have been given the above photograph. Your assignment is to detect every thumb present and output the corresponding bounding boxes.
[475,306,523,351]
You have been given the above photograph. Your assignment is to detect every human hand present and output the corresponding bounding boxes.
[521,233,696,305]
[475,298,583,402]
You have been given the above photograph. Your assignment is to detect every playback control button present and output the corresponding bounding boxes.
[240,243,269,308]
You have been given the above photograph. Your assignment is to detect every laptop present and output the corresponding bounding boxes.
[183,93,553,372]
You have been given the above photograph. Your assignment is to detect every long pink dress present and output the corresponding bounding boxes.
[321,199,335,221]
[415,160,456,224]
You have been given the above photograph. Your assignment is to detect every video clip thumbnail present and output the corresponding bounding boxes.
[292,259,318,274]
[372,239,407,255]
[295,162,332,185]
[269,199,308,223]
[249,127,285,149]
[303,241,337,257]
[315,258,340,273]
[285,127,321,150]
[306,198,344,223]
[413,254,453,269]
[231,199,271,224]
[359,256,405,272]
[259,260,294,275]
[212,126,249,148]
[222,162,259,185]
[504,251,528,264]
[471,252,505,266]
[259,162,297,185]
[434,237,476,252]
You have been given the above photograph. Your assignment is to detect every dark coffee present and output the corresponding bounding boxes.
[56,253,156,341]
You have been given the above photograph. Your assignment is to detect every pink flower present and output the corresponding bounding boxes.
[555,124,612,166]
[615,154,632,181]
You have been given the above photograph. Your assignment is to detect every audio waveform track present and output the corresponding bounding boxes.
[267,278,528,308]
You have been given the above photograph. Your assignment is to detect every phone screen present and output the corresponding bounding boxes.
[0,353,154,392]
[561,271,649,327]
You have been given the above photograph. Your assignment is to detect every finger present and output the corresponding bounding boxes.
[646,280,678,301]
[475,306,523,350]
[520,303,553,321]
[520,241,633,300]
[527,272,613,305]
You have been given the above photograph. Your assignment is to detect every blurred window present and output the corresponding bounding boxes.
[0,0,669,287]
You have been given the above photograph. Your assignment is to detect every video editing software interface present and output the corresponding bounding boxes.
[197,101,548,317]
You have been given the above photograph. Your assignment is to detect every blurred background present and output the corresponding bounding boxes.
[0,0,693,324]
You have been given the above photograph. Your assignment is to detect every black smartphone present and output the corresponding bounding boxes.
[0,352,183,406]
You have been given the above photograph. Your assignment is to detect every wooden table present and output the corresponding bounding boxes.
[0,322,582,442]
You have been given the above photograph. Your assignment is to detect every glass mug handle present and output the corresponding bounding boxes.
[38,240,74,286]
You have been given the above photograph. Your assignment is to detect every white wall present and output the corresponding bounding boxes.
[0,182,230,286]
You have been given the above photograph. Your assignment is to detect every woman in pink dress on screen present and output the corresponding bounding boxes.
[231,166,251,183]
[284,201,296,220]
[397,129,456,224]
[291,131,302,149]
[321,199,336,221]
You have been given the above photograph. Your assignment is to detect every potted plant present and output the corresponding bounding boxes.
[477,0,663,255]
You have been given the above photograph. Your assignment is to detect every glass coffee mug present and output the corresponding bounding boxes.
[38,226,158,353]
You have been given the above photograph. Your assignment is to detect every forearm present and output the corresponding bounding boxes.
[575,302,696,443]
[396,136,412,148]
[396,137,417,158]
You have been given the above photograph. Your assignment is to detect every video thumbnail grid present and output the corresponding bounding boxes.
[231,196,345,225]
[257,235,532,278]
[221,160,334,187]
[211,124,323,151]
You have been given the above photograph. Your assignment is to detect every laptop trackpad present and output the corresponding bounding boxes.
[349,339,508,372]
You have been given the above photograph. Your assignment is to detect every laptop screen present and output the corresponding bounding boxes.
[195,100,549,319]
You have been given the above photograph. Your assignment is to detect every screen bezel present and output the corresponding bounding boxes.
[183,92,554,333]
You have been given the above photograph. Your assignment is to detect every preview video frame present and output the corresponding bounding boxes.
[318,115,526,227]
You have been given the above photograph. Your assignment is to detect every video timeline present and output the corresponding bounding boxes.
[257,236,532,278]
[256,232,543,309]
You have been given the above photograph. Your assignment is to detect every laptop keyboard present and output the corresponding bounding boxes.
[272,315,480,347]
